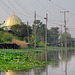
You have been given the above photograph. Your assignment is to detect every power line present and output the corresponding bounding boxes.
[0,0,12,11]
[0,0,34,24]
[49,0,75,18]
[15,0,32,16]
[36,13,63,23]
[7,0,33,19]
[49,0,66,10]
[35,0,60,19]
[7,0,24,16]
[0,0,9,9]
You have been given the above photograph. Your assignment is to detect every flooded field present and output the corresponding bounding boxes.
[0,49,75,75]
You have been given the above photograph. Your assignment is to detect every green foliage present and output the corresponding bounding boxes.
[60,32,72,46]
[38,41,45,47]
[29,35,35,44]
[11,24,32,40]
[2,32,13,42]
[0,50,47,72]
[61,32,71,42]
[0,31,5,43]
[29,35,42,45]
[0,21,5,25]
[32,20,45,42]
[0,28,4,31]
[32,21,60,46]
[0,31,14,43]
[47,27,59,46]
[0,37,5,43]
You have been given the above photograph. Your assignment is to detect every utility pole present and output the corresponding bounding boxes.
[44,13,48,62]
[59,24,63,47]
[34,11,36,50]
[60,11,69,47]
[27,21,29,43]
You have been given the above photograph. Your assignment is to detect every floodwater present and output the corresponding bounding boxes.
[0,49,75,75]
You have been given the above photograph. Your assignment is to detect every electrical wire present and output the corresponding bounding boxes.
[7,0,26,16]
[14,0,32,16]
[0,0,34,24]
[49,0,66,10]
[0,0,12,12]
[49,0,75,18]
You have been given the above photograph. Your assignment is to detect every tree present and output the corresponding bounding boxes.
[35,20,45,42]
[3,32,13,42]
[36,21,45,42]
[0,31,14,43]
[0,21,5,31]
[0,21,5,25]
[60,32,72,47]
[11,24,32,41]
[31,20,45,45]
[47,27,59,46]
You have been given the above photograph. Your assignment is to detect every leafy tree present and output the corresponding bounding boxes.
[0,31,14,43]
[0,21,5,31]
[0,37,5,43]
[32,20,45,42]
[2,32,13,42]
[60,32,72,47]
[0,28,4,31]
[47,27,59,46]
[36,22,45,42]
[0,21,5,25]
[0,31,5,43]
[11,24,32,40]
[31,20,45,45]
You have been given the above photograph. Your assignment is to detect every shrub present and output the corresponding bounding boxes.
[39,41,45,47]
[0,31,14,43]
[2,32,13,42]
[0,37,5,43]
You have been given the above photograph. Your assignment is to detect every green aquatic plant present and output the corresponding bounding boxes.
[0,50,47,72]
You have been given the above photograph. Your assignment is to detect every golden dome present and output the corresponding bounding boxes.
[4,12,22,27]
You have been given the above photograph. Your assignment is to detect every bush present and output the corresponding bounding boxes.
[2,32,13,42]
[0,37,5,43]
[0,31,14,43]
[39,41,45,47]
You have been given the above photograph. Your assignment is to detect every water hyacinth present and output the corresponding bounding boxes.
[0,49,47,72]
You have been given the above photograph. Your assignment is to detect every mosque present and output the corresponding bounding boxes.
[4,11,22,28]
[0,11,28,49]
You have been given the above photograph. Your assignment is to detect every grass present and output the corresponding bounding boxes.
[35,46,75,51]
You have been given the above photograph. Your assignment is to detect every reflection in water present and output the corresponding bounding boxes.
[59,50,64,71]
[46,65,48,75]
[27,70,29,75]
[1,50,75,75]
[41,52,45,61]
[5,70,16,75]
[45,50,48,75]
[65,50,67,75]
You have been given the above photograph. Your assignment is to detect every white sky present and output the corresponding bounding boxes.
[0,0,75,38]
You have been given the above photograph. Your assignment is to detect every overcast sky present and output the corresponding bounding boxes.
[0,0,75,38]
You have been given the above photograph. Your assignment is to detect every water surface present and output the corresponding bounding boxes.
[0,50,75,75]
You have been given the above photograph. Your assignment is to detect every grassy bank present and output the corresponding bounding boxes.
[35,46,75,51]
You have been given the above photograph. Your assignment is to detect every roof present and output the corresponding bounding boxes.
[4,12,22,27]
